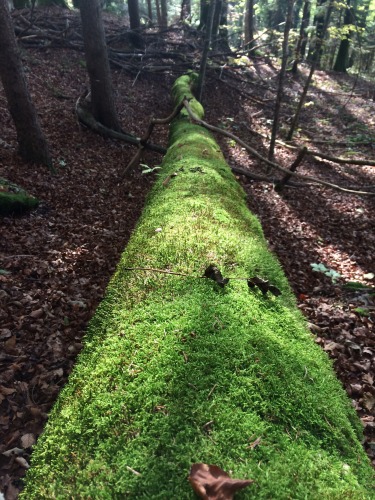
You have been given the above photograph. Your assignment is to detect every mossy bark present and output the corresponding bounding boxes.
[22,74,374,499]
[0,179,39,215]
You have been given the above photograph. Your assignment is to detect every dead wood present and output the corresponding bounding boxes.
[75,96,166,154]
[121,101,184,178]
[183,99,375,196]
[275,147,308,191]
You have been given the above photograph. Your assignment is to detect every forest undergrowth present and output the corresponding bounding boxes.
[0,10,374,497]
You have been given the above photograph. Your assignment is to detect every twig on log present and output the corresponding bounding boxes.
[183,99,374,196]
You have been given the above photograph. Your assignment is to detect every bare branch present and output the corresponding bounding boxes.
[183,99,375,196]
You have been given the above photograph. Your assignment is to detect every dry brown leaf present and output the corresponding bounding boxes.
[188,463,253,500]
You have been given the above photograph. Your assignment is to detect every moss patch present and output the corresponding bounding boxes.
[0,178,39,215]
[22,75,374,499]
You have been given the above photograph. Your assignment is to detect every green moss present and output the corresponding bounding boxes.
[22,74,374,499]
[0,191,39,215]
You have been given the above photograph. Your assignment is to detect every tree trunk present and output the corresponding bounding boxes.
[291,0,311,73]
[79,0,121,131]
[197,0,216,101]
[333,0,353,72]
[180,0,191,21]
[211,0,222,49]
[292,0,304,28]
[307,0,332,67]
[268,0,295,161]
[128,0,141,30]
[160,0,168,27]
[287,0,333,140]
[244,0,255,54]
[155,0,162,25]
[0,0,51,166]
[199,0,210,29]
[146,0,153,21]
[22,72,375,499]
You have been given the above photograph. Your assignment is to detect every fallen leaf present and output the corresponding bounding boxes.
[188,463,253,500]
[20,433,36,449]
[363,393,375,412]
[203,265,229,288]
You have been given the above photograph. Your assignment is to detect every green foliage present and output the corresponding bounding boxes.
[22,75,374,499]
[310,263,342,283]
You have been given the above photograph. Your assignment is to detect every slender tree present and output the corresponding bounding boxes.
[128,0,141,30]
[155,0,162,25]
[287,0,334,140]
[79,0,121,131]
[291,0,311,73]
[244,0,255,54]
[160,0,168,27]
[0,0,51,166]
[199,0,210,29]
[333,0,354,72]
[146,0,153,21]
[197,0,216,101]
[180,0,191,20]
[268,0,295,161]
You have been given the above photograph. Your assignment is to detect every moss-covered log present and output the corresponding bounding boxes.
[22,74,374,499]
[0,179,39,215]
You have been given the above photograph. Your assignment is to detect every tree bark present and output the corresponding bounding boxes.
[160,0,168,27]
[180,0,191,20]
[291,0,311,73]
[197,0,216,101]
[0,0,51,166]
[333,0,353,72]
[244,0,255,54]
[79,0,121,131]
[268,0,294,161]
[128,0,141,30]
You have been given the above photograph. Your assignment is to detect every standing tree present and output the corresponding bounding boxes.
[128,0,141,30]
[244,0,255,54]
[180,0,191,20]
[160,0,168,27]
[79,0,121,131]
[197,0,216,101]
[268,0,295,161]
[291,0,311,73]
[333,0,354,72]
[0,0,51,166]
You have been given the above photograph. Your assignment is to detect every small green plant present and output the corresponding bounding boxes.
[141,164,161,175]
[310,263,341,283]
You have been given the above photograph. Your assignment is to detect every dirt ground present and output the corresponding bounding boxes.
[0,10,374,498]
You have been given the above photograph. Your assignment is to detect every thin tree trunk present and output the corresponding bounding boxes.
[160,0,168,27]
[155,0,162,25]
[146,0,153,21]
[333,0,353,72]
[244,0,255,54]
[0,0,51,166]
[268,0,295,161]
[180,0,191,20]
[128,0,141,30]
[199,0,210,29]
[79,0,121,131]
[291,0,311,73]
[197,0,216,101]
[287,0,333,140]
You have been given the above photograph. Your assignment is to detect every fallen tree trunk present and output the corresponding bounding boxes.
[22,74,373,498]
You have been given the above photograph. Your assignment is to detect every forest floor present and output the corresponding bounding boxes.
[0,9,374,498]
